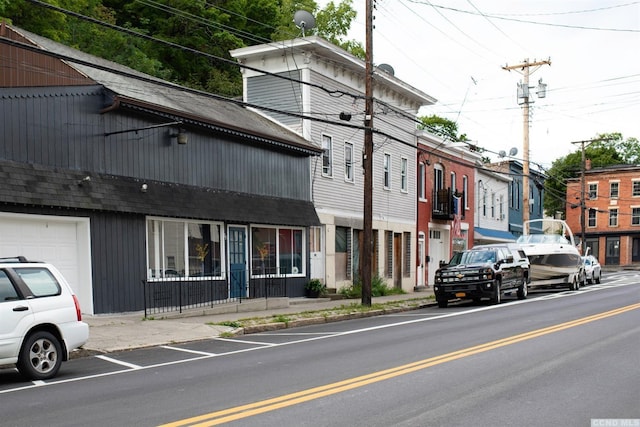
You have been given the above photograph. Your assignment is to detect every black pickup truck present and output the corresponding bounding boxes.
[433,246,529,308]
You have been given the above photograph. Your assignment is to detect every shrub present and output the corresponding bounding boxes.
[338,275,406,298]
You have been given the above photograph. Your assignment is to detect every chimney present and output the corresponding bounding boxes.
[585,159,592,171]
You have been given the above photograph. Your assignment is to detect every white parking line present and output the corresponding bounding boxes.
[160,346,216,356]
[255,332,337,336]
[215,337,277,346]
[95,355,142,369]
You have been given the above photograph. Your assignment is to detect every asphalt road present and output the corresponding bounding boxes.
[1,271,638,427]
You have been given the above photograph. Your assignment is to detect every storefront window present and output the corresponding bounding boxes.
[252,226,304,276]
[147,218,223,280]
[252,227,276,275]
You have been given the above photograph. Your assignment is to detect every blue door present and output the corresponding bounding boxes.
[228,226,247,298]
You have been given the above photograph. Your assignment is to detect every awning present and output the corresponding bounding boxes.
[474,227,517,243]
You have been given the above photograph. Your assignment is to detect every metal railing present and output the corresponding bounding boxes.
[142,268,288,317]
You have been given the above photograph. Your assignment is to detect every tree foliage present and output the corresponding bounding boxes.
[417,114,468,142]
[1,0,360,96]
[543,133,638,218]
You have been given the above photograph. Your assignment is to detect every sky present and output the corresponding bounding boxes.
[317,0,640,171]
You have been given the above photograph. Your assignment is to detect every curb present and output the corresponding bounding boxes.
[238,301,434,335]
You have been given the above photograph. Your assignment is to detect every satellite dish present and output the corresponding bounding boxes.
[377,63,395,76]
[498,150,507,158]
[293,10,316,37]
[509,147,518,156]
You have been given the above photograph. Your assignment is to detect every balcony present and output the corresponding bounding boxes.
[432,188,464,220]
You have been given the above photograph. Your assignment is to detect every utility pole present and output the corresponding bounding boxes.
[503,59,550,233]
[571,137,609,255]
[571,139,591,255]
[361,0,373,306]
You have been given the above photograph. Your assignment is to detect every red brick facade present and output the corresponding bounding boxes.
[565,165,640,267]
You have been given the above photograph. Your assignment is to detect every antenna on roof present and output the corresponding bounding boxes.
[293,10,316,37]
[377,64,395,76]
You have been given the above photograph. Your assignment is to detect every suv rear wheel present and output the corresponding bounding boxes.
[17,331,63,380]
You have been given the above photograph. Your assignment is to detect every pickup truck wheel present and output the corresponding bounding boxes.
[490,280,501,305]
[437,299,448,308]
[517,278,528,300]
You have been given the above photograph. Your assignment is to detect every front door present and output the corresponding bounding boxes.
[417,233,425,287]
[393,233,402,289]
[428,228,449,286]
[228,226,247,298]
[605,236,620,266]
[309,226,324,280]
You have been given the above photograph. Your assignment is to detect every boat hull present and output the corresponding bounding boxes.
[525,251,582,281]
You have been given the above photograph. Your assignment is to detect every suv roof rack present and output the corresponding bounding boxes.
[0,256,31,263]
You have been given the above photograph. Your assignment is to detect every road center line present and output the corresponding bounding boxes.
[159,302,640,427]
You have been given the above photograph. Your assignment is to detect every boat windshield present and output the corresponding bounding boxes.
[516,234,570,245]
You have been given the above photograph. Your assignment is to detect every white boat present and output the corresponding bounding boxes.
[516,219,582,286]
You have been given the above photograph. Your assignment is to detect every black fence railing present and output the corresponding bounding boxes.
[142,269,289,317]
[432,188,465,220]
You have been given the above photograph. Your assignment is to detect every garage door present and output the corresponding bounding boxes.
[0,213,93,314]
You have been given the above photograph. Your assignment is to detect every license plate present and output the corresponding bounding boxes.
[455,292,466,298]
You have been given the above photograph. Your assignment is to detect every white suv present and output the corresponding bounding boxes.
[0,257,89,380]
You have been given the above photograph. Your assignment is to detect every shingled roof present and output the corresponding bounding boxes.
[0,160,319,226]
[3,24,320,155]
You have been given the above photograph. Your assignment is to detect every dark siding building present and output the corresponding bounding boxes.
[0,24,321,314]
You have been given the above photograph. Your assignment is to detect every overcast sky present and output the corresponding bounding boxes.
[317,0,639,171]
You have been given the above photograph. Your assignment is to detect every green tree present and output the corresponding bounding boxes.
[315,0,364,59]
[542,132,636,218]
[417,114,468,142]
[2,0,362,95]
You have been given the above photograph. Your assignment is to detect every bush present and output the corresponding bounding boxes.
[338,275,405,298]
[305,279,326,296]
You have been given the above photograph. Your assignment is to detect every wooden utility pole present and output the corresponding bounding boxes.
[361,0,373,306]
[503,59,550,233]
[571,137,610,254]
[571,139,591,255]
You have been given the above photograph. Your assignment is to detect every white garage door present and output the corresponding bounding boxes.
[0,213,93,314]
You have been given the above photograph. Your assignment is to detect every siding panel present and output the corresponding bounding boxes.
[1,86,312,201]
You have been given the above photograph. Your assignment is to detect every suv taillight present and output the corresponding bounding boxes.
[72,294,82,321]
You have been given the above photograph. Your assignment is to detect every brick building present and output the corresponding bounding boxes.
[565,163,640,267]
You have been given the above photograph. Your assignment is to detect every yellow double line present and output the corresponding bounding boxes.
[160,303,640,427]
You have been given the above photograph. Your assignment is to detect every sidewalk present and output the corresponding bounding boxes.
[77,289,435,357]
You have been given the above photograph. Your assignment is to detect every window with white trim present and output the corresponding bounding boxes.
[491,192,496,218]
[147,218,223,280]
[450,172,456,194]
[633,180,640,197]
[322,134,333,177]
[400,157,408,192]
[609,208,618,227]
[588,183,598,200]
[632,207,640,226]
[418,162,426,200]
[463,175,468,210]
[383,153,391,189]
[251,226,304,276]
[588,208,597,227]
[344,142,354,182]
[610,181,619,199]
